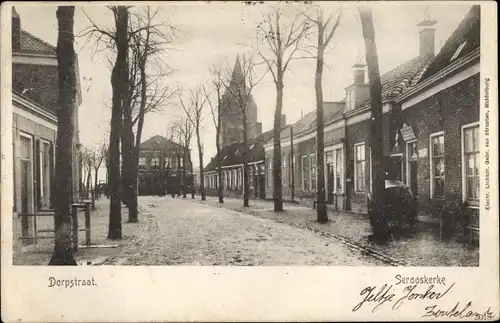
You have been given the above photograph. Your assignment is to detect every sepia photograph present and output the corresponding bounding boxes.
[1,1,498,322]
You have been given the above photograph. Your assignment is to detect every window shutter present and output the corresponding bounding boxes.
[49,142,54,209]
[34,139,41,212]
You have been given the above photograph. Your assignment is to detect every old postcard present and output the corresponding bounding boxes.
[1,0,498,321]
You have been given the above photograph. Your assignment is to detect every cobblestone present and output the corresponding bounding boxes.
[111,196,386,266]
[198,196,479,267]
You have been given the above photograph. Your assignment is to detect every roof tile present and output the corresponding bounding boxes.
[18,30,56,55]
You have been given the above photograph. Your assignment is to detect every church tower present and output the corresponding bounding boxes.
[219,54,260,147]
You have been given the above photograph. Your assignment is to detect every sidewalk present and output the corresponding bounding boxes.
[198,196,479,267]
[12,199,146,266]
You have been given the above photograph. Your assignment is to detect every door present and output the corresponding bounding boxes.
[21,160,31,241]
[409,160,418,197]
[327,163,334,203]
[259,173,265,199]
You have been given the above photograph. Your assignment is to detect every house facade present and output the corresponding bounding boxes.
[203,129,274,199]
[11,7,83,242]
[393,5,480,224]
[261,5,480,227]
[263,102,346,208]
[137,135,193,196]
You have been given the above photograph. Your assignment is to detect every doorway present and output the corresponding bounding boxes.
[327,163,334,203]
[406,140,418,197]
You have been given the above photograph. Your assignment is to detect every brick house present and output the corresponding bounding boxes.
[204,129,274,199]
[263,102,345,209]
[392,5,480,224]
[261,6,480,227]
[11,7,82,242]
[137,135,193,196]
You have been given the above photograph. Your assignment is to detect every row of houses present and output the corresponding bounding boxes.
[11,8,82,242]
[203,6,480,225]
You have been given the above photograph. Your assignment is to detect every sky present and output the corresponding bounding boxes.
[15,2,472,178]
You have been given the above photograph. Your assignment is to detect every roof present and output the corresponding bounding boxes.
[377,55,433,102]
[19,30,56,55]
[418,5,480,82]
[140,135,185,152]
[274,101,345,142]
[204,129,273,172]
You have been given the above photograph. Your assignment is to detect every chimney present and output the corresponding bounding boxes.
[255,122,262,136]
[12,7,21,51]
[352,63,365,85]
[346,63,370,110]
[280,114,286,129]
[417,19,437,57]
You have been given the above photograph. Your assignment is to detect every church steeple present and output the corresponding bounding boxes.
[230,53,244,87]
[219,53,260,147]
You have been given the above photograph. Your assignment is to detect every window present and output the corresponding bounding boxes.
[281,156,287,186]
[234,149,239,155]
[301,155,309,191]
[139,157,147,171]
[463,124,479,202]
[451,41,467,61]
[346,89,356,111]
[354,143,366,192]
[267,159,272,187]
[309,154,316,191]
[238,168,243,190]
[430,132,445,198]
[232,169,237,189]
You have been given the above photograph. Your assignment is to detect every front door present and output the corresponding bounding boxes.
[327,163,334,203]
[409,160,418,197]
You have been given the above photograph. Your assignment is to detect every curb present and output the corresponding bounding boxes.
[196,199,408,267]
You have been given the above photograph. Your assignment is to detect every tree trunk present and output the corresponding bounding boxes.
[359,7,387,238]
[242,113,249,207]
[49,6,77,265]
[315,26,328,223]
[272,74,284,212]
[93,167,99,201]
[108,6,129,240]
[196,128,206,201]
[188,153,195,199]
[123,97,137,222]
[86,170,91,199]
[216,94,224,204]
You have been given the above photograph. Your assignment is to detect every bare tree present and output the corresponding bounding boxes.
[221,53,265,207]
[49,6,77,265]
[124,6,179,222]
[92,141,108,202]
[301,5,342,223]
[204,61,228,204]
[256,4,311,212]
[79,5,179,225]
[180,86,208,201]
[175,118,195,199]
[359,6,387,238]
[81,148,93,201]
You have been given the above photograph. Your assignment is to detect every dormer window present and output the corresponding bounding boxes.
[249,144,255,150]
[451,41,467,61]
[223,155,227,160]
[346,89,356,110]
[234,149,239,155]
